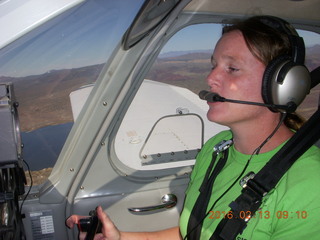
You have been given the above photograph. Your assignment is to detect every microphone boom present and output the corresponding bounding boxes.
[198,90,296,113]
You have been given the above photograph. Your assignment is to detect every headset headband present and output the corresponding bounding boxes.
[258,16,305,64]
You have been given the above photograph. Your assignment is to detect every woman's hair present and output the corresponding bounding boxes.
[222,16,291,65]
[222,16,305,130]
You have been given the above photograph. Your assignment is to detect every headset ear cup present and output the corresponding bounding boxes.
[262,55,311,113]
[262,55,291,112]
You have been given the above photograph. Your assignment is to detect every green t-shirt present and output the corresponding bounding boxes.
[180,130,320,239]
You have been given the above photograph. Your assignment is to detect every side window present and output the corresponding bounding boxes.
[114,24,228,171]
[113,24,320,172]
[297,30,320,119]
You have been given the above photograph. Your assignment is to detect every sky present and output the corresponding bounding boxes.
[161,24,222,54]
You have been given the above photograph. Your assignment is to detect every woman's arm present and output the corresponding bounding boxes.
[66,206,182,240]
[121,226,181,240]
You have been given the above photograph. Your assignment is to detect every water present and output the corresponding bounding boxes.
[21,122,73,171]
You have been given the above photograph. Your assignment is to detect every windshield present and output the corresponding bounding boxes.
[0,0,144,185]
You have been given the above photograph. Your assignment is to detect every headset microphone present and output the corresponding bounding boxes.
[199,90,297,113]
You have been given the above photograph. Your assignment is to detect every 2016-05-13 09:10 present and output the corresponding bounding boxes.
[208,210,308,220]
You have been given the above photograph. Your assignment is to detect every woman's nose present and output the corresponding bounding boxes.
[206,67,221,89]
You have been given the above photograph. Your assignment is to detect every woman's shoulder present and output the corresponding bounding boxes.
[275,145,320,199]
[291,145,320,175]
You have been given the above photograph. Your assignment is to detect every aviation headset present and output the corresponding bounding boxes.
[258,16,311,112]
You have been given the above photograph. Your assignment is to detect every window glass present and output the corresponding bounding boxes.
[147,24,221,94]
[0,0,144,185]
[297,30,320,119]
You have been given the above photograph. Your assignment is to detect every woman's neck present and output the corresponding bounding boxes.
[231,121,294,155]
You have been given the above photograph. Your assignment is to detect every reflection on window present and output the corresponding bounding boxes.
[0,0,144,185]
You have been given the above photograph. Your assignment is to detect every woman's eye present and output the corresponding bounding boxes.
[211,63,217,70]
[227,66,239,72]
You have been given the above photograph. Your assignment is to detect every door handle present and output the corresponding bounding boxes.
[128,194,177,213]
